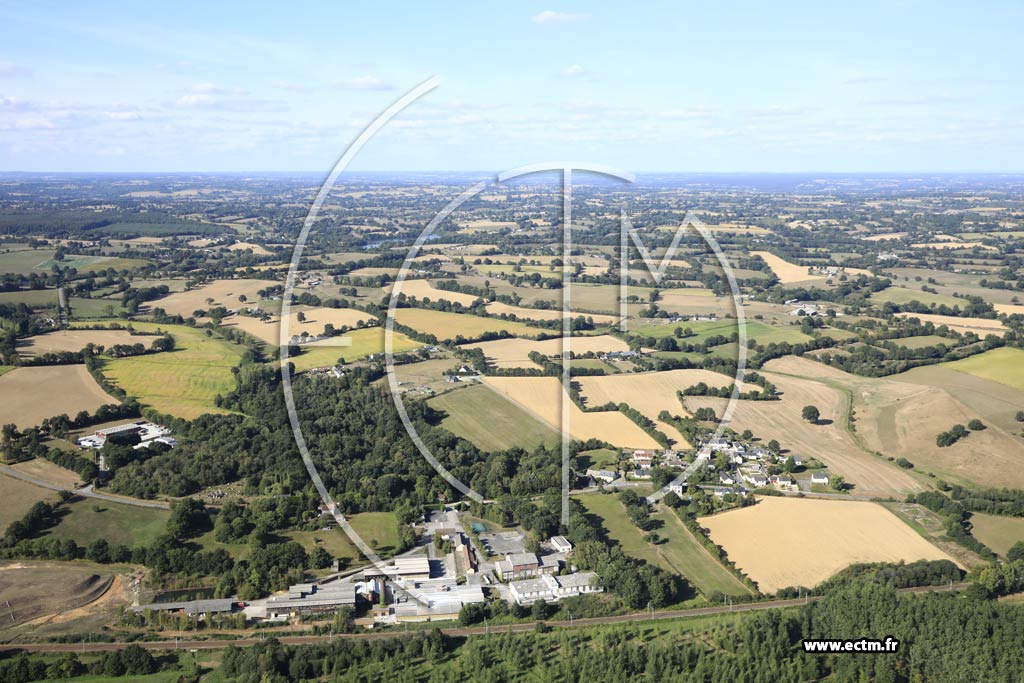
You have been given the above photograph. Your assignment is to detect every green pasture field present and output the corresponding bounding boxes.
[429,384,561,452]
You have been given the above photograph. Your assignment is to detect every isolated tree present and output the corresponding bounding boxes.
[968,419,986,431]
[1017,411,1024,422]
[830,476,846,492]
[767,439,781,455]
[783,456,796,473]
[802,405,820,423]
[297,311,307,323]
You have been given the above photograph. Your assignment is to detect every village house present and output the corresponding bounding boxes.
[811,471,830,485]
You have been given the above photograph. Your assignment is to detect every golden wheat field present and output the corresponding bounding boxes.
[576,369,733,448]
[221,306,372,345]
[484,301,619,325]
[894,312,1007,336]
[0,365,114,429]
[481,376,662,449]
[388,279,482,306]
[16,329,154,357]
[700,497,957,593]
[144,278,273,317]
[465,334,630,369]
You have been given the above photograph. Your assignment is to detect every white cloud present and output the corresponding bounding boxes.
[561,64,585,77]
[533,10,589,24]
[332,76,394,91]
[0,61,30,77]
[272,81,308,91]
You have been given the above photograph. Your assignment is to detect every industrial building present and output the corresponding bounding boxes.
[508,572,602,606]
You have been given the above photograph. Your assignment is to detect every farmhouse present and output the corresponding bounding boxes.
[508,572,603,605]
[811,472,831,485]
[630,450,655,467]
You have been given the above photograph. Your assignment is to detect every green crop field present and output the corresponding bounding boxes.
[651,505,752,597]
[430,384,561,452]
[0,248,56,274]
[394,307,543,341]
[968,513,1024,557]
[287,327,420,372]
[86,321,243,419]
[942,347,1024,391]
[632,319,809,347]
[34,254,151,273]
[46,498,171,548]
[891,334,956,349]
[67,296,130,319]
[870,286,963,308]
[0,288,59,307]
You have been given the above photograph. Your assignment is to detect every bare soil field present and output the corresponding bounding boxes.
[0,562,125,630]
[576,369,733,448]
[481,376,662,449]
[894,312,1007,336]
[0,475,57,529]
[0,365,114,429]
[684,356,925,497]
[16,329,154,357]
[466,335,630,369]
[699,497,957,593]
[221,306,372,345]
[144,278,275,317]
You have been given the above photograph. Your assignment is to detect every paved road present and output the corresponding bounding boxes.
[0,583,967,654]
[0,466,170,510]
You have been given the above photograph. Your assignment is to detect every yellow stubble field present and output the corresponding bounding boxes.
[481,376,662,449]
[700,496,958,593]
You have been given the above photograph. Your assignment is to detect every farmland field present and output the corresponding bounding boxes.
[95,321,242,419]
[0,288,58,307]
[221,306,373,345]
[576,369,734,447]
[288,326,420,371]
[894,312,1007,336]
[0,365,114,429]
[16,328,154,357]
[0,474,58,529]
[630,318,810,347]
[482,376,662,449]
[577,493,673,572]
[684,356,926,497]
[429,384,561,452]
[968,513,1024,557]
[393,307,542,341]
[941,347,1024,390]
[752,251,826,283]
[699,497,957,593]
[651,505,753,597]
[870,286,963,308]
[143,278,274,317]
[46,497,171,548]
[465,334,629,369]
[485,301,618,325]
[389,279,482,306]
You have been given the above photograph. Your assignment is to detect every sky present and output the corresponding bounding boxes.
[0,1,1022,173]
